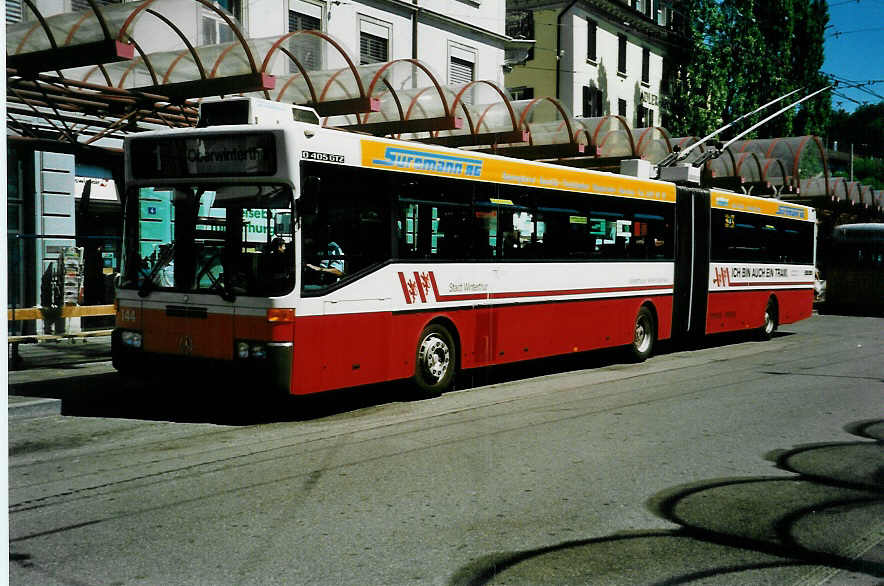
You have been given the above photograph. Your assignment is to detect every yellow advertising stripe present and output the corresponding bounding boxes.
[361,140,676,203]
[710,190,813,221]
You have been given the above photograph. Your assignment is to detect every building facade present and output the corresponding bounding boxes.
[10,0,508,88]
[505,0,676,128]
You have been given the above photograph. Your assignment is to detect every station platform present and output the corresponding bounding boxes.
[7,334,113,419]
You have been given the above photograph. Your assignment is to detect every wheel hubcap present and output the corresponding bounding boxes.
[634,319,651,353]
[764,310,774,334]
[419,335,450,383]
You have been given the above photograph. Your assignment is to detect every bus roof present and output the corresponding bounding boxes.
[834,223,884,241]
[123,117,815,223]
[710,189,815,223]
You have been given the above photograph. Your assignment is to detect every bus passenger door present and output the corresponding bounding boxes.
[672,187,710,341]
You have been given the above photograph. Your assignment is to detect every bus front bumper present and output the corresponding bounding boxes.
[112,329,293,395]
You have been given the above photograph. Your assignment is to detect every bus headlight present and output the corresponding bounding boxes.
[236,341,250,359]
[120,331,143,348]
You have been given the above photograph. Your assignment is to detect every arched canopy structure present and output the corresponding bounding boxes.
[6,0,137,71]
[669,137,706,166]
[322,62,489,137]
[859,184,874,208]
[728,136,828,193]
[733,152,765,186]
[797,177,834,201]
[6,0,277,142]
[414,80,526,146]
[759,157,791,194]
[577,116,635,158]
[632,127,671,164]
[471,98,589,160]
[846,181,862,206]
[830,177,850,203]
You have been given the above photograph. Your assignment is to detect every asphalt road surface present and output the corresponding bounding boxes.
[8,314,884,585]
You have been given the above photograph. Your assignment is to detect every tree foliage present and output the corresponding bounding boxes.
[664,0,727,137]
[666,0,831,139]
[828,102,884,157]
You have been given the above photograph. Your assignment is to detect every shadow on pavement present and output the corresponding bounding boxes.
[450,420,884,585]
[7,328,792,425]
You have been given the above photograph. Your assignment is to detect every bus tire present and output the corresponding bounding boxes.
[629,306,656,362]
[757,298,777,341]
[413,324,456,398]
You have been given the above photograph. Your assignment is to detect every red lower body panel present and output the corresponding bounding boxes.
[706,288,813,334]
[292,295,673,395]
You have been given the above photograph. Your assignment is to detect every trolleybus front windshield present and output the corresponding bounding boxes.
[122,183,295,299]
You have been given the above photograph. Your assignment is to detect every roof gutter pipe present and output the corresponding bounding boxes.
[556,0,580,100]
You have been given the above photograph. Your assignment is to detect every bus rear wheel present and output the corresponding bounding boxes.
[413,324,456,398]
[629,306,656,362]
[757,298,777,341]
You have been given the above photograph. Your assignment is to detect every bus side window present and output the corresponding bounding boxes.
[437,205,476,259]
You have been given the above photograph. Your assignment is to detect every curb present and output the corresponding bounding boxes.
[8,397,62,420]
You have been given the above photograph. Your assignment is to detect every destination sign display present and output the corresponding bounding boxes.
[130,133,276,179]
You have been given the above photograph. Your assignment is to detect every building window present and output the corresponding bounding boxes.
[449,44,476,105]
[218,0,242,20]
[582,86,603,118]
[72,0,122,12]
[618,34,627,74]
[587,19,597,62]
[642,47,650,84]
[637,106,654,127]
[509,86,534,101]
[359,18,390,65]
[634,0,652,18]
[197,0,243,45]
[202,12,235,45]
[360,33,388,65]
[618,99,627,117]
[6,0,23,24]
[289,3,322,72]
[657,3,669,27]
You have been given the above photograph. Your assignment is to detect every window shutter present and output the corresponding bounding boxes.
[6,0,23,24]
[360,32,388,65]
[289,10,322,71]
[72,0,120,11]
[450,57,474,85]
[450,56,474,104]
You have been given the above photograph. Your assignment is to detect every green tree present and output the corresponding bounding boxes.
[754,0,795,137]
[828,102,884,157]
[666,0,831,140]
[791,0,831,137]
[719,0,768,126]
[665,0,728,137]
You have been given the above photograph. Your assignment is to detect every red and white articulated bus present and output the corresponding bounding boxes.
[113,98,817,398]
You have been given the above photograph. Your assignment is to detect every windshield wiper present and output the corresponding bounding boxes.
[138,242,176,297]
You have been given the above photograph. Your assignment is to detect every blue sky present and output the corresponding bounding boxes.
[822,0,884,112]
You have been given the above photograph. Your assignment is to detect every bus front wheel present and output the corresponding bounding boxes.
[629,306,656,362]
[413,324,456,398]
